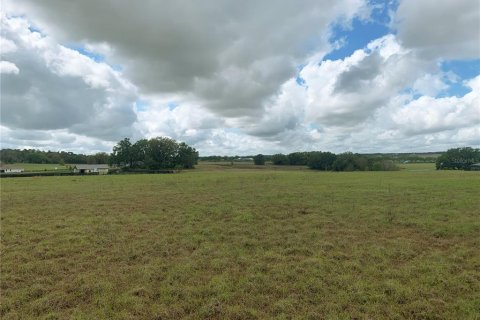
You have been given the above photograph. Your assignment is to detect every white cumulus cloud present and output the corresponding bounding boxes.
[0,13,138,143]
[0,60,19,74]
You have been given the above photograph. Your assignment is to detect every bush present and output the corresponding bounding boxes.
[288,152,309,165]
[333,153,356,171]
[369,160,398,171]
[271,154,289,165]
[307,152,336,170]
[332,152,367,171]
[253,154,265,165]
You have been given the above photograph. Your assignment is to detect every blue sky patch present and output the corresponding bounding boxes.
[439,59,479,97]
[441,59,480,81]
[66,44,124,71]
[296,76,306,86]
[167,102,179,110]
[27,24,43,35]
[324,1,397,61]
[67,44,106,63]
[135,99,148,112]
[437,82,471,99]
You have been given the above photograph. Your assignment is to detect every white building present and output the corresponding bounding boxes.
[73,164,109,175]
[0,166,24,173]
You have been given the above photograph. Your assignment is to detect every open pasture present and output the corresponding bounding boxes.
[1,168,479,319]
[4,163,68,172]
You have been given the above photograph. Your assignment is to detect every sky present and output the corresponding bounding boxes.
[1,0,479,156]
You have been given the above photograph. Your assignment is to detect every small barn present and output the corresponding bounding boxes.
[73,164,109,175]
[0,166,24,173]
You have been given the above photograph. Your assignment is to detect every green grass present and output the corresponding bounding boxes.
[399,163,436,171]
[196,161,308,172]
[1,168,479,319]
[6,163,68,172]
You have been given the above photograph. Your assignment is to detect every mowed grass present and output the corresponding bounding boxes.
[1,169,479,319]
[6,163,68,172]
[398,163,436,171]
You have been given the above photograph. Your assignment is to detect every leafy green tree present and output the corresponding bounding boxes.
[111,137,198,169]
[288,152,308,165]
[0,149,20,163]
[25,151,49,164]
[307,152,336,170]
[253,154,265,165]
[112,138,133,167]
[332,152,364,171]
[131,139,150,167]
[271,153,289,165]
[147,137,179,169]
[87,152,110,164]
[368,159,398,171]
[436,147,480,170]
[176,142,198,169]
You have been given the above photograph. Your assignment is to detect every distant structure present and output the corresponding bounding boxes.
[0,166,24,173]
[470,163,480,171]
[73,164,109,175]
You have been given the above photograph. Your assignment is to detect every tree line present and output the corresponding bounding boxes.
[2,144,476,171]
[253,151,398,171]
[0,137,199,170]
[0,149,110,165]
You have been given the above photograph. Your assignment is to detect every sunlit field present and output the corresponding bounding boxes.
[1,167,479,319]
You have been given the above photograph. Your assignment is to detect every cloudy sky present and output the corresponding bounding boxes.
[1,0,479,155]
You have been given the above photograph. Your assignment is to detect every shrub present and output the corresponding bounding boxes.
[271,154,289,165]
[253,154,265,165]
[307,152,336,170]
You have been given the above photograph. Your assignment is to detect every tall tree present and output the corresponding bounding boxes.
[112,138,133,167]
[176,142,199,169]
[147,137,179,169]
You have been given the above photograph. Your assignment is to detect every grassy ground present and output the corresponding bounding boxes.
[4,163,68,172]
[1,168,479,319]
[196,161,309,172]
[398,163,436,171]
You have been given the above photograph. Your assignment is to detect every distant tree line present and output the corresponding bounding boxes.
[363,153,439,163]
[253,151,398,171]
[4,145,476,171]
[436,147,480,170]
[0,137,198,170]
[0,149,110,165]
[110,137,198,169]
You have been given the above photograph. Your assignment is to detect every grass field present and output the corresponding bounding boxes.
[5,163,68,172]
[1,167,479,319]
[398,163,436,171]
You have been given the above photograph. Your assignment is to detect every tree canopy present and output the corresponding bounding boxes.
[253,154,265,165]
[271,154,289,165]
[436,147,480,170]
[307,151,336,170]
[110,137,198,169]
